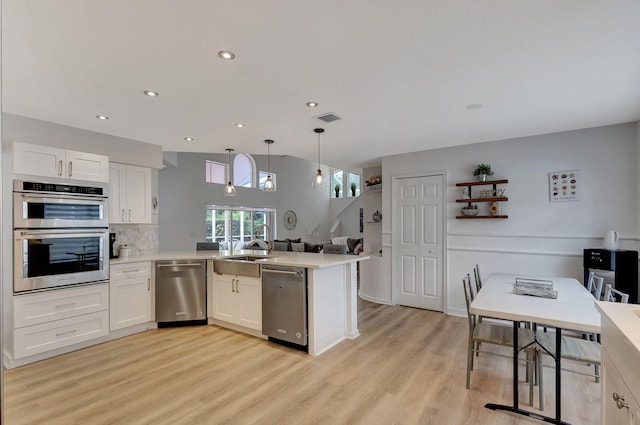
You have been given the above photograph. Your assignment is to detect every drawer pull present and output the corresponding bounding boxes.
[612,392,629,410]
[55,302,76,310]
[122,269,142,274]
[56,329,77,338]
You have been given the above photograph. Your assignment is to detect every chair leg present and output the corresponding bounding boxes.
[538,350,544,411]
[466,336,473,389]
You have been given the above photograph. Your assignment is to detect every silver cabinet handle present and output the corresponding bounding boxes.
[58,160,63,176]
[262,269,299,276]
[128,209,132,222]
[68,161,72,177]
[157,263,203,268]
[613,393,629,410]
[147,277,150,291]
[121,209,125,222]
[231,278,236,293]
[236,278,240,293]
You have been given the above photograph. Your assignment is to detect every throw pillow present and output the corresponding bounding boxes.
[291,242,305,252]
[304,242,323,253]
[272,241,289,251]
[347,238,363,253]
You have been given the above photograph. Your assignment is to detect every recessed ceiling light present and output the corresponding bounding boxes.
[143,90,159,97]
[466,103,483,110]
[184,137,194,142]
[235,123,245,128]
[218,50,236,60]
[306,101,318,107]
[96,115,109,120]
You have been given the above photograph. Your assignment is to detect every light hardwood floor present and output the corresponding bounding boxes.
[5,300,600,425]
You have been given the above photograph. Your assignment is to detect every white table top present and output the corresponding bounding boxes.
[470,273,601,333]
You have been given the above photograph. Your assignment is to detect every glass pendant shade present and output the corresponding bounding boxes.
[313,169,327,188]
[263,139,275,192]
[312,128,327,188]
[264,175,275,192]
[224,148,236,197]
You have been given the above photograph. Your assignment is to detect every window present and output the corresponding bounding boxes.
[330,169,361,198]
[348,172,361,197]
[205,160,227,184]
[233,154,255,188]
[206,205,275,248]
[331,170,343,198]
[258,171,277,191]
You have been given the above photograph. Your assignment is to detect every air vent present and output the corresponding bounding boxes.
[315,112,342,123]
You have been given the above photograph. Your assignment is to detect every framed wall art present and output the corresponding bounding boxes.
[549,170,579,202]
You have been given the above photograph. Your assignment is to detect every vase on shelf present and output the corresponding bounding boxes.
[478,174,488,182]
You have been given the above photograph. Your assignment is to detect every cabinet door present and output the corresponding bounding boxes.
[236,277,262,330]
[603,351,637,425]
[110,276,152,330]
[66,150,109,182]
[13,142,65,178]
[125,165,151,223]
[108,163,127,224]
[212,274,235,323]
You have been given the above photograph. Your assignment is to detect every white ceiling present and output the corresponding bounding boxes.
[3,1,640,171]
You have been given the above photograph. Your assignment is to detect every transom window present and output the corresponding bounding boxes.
[205,160,227,184]
[331,169,361,198]
[233,154,255,188]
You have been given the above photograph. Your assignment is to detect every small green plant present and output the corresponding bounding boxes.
[473,163,494,176]
[461,204,478,209]
[335,183,341,191]
[350,182,357,191]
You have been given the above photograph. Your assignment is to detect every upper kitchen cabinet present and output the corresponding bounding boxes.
[13,142,109,182]
[109,163,151,224]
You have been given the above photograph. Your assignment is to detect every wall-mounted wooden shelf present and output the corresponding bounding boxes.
[455,179,509,219]
[456,215,509,219]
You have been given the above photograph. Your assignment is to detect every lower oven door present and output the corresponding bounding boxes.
[14,228,109,293]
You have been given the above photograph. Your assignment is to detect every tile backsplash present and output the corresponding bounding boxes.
[110,224,159,255]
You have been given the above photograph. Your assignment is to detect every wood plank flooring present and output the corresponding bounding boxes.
[4,300,601,425]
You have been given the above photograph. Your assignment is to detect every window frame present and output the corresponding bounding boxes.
[205,204,276,248]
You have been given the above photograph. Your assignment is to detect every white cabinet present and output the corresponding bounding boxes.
[109,163,152,224]
[13,283,109,359]
[212,273,262,330]
[13,142,109,182]
[603,351,640,424]
[110,262,152,330]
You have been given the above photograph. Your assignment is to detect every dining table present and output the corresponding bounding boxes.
[469,272,601,425]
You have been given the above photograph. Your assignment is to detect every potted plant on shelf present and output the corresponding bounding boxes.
[473,163,494,182]
[350,182,357,196]
[335,183,341,198]
[460,204,479,216]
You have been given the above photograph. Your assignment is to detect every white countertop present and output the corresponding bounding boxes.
[596,301,640,356]
[110,249,369,269]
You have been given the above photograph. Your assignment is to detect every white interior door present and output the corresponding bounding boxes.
[394,175,444,311]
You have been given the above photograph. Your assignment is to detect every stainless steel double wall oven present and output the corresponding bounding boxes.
[13,179,110,293]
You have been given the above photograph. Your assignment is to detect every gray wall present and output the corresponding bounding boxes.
[2,113,163,169]
[380,122,640,314]
[158,152,333,251]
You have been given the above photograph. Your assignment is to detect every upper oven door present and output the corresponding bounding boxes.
[14,228,109,293]
[13,192,108,228]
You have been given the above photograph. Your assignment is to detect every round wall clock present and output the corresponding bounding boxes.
[284,210,297,230]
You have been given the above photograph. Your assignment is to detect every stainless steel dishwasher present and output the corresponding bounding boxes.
[262,264,307,349]
[156,260,207,326]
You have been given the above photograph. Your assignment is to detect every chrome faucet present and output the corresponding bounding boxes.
[254,224,273,255]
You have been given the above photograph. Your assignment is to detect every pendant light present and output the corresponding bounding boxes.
[263,139,275,192]
[312,128,327,188]
[224,148,236,197]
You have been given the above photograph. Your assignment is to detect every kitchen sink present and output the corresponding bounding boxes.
[212,255,269,277]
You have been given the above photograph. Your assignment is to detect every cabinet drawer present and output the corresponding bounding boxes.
[14,283,108,328]
[14,310,109,359]
[111,262,151,280]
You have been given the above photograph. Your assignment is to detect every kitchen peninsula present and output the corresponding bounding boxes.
[113,250,368,356]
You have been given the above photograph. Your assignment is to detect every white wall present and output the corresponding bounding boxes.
[382,122,639,316]
[158,152,333,251]
[329,197,363,239]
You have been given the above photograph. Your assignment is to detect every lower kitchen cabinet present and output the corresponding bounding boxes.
[603,350,640,424]
[212,273,262,330]
[110,262,152,330]
[13,283,109,359]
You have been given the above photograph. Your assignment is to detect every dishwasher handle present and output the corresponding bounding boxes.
[157,263,203,268]
[262,269,299,276]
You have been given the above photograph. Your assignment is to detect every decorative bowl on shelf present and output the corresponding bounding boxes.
[461,209,479,216]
